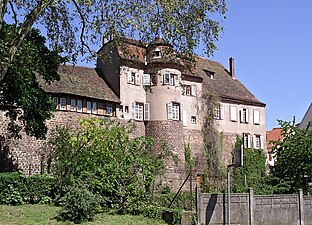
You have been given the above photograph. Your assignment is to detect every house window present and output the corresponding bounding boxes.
[191,116,196,124]
[183,85,196,96]
[119,105,123,112]
[253,135,264,149]
[243,133,251,148]
[53,97,58,109]
[86,101,92,113]
[131,102,149,121]
[151,74,157,86]
[125,106,129,113]
[106,103,113,116]
[153,47,162,58]
[70,99,76,111]
[143,74,151,86]
[60,98,66,111]
[214,105,223,120]
[127,72,135,84]
[230,106,237,122]
[167,102,180,121]
[253,109,260,125]
[77,100,82,112]
[240,108,249,123]
[163,73,178,86]
[92,102,97,114]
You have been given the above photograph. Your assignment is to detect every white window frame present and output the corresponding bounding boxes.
[240,108,249,123]
[253,109,260,125]
[191,116,196,124]
[131,102,144,121]
[144,103,150,121]
[143,74,151,86]
[253,135,261,149]
[70,99,76,112]
[60,98,66,111]
[213,105,224,120]
[243,133,251,148]
[127,71,135,84]
[77,100,82,113]
[86,101,92,114]
[164,73,176,86]
[92,102,97,114]
[167,102,180,121]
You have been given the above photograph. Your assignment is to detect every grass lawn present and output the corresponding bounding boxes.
[0,204,166,225]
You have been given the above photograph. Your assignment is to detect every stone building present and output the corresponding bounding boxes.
[0,37,266,189]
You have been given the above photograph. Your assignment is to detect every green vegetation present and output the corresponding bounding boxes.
[0,204,166,225]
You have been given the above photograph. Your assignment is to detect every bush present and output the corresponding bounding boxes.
[61,181,101,223]
[0,172,56,205]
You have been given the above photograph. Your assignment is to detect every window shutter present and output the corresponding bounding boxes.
[167,103,172,120]
[144,103,150,121]
[143,74,150,85]
[230,106,237,121]
[135,73,140,85]
[191,85,197,96]
[246,109,249,123]
[131,102,135,119]
[183,110,187,127]
[260,136,264,149]
[220,105,224,120]
[247,134,251,148]
[127,71,132,83]
[253,135,257,149]
[254,110,260,125]
[174,75,179,86]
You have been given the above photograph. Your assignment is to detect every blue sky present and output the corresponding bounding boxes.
[208,0,312,130]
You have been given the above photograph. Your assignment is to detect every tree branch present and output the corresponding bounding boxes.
[0,0,9,30]
[8,1,17,27]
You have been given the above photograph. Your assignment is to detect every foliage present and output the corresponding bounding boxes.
[0,172,56,205]
[201,93,226,192]
[50,118,174,211]
[232,145,272,195]
[60,180,101,223]
[0,23,63,138]
[270,120,312,194]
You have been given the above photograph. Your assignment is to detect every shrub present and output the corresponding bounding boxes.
[61,181,101,223]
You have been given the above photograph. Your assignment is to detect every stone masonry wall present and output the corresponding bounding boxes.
[0,111,145,175]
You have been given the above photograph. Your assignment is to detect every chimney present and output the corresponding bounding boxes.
[229,57,236,79]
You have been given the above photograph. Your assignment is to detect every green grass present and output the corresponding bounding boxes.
[0,204,166,225]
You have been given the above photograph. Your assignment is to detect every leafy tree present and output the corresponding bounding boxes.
[0,23,62,138]
[49,118,174,211]
[271,120,312,194]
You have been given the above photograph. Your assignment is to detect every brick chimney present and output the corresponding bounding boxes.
[229,57,236,79]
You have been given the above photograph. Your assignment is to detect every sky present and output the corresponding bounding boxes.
[208,0,312,130]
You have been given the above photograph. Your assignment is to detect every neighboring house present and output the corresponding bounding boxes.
[266,128,284,167]
[0,37,266,189]
[298,103,312,129]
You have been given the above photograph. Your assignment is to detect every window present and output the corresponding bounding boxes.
[143,74,151,85]
[240,108,249,123]
[167,102,180,120]
[86,101,91,113]
[119,105,123,112]
[164,73,178,86]
[253,135,264,149]
[213,105,224,120]
[92,102,97,114]
[53,97,58,109]
[243,133,251,148]
[60,98,66,110]
[191,116,196,124]
[106,103,113,116]
[153,47,161,58]
[127,72,135,84]
[70,99,76,111]
[151,74,157,85]
[253,109,260,125]
[77,100,82,112]
[230,106,237,122]
[131,102,149,121]
[125,106,129,113]
[184,85,192,96]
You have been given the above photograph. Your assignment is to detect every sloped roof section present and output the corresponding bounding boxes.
[39,65,120,102]
[193,56,265,107]
[298,103,312,129]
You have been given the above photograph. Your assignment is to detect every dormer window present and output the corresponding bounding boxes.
[153,47,162,59]
[203,69,215,79]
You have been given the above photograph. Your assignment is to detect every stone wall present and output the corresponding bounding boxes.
[0,111,145,175]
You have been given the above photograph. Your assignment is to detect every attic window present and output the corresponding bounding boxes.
[153,47,161,59]
[203,69,215,79]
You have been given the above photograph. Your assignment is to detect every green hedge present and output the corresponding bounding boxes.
[0,172,56,205]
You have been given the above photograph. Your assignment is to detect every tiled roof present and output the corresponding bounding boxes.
[266,128,284,149]
[39,65,120,102]
[193,56,265,106]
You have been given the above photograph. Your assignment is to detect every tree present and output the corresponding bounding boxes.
[0,23,63,138]
[271,120,312,194]
[49,118,174,211]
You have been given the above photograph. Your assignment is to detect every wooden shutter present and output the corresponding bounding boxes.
[247,134,251,148]
[254,110,260,125]
[220,105,224,120]
[174,75,179,86]
[143,74,150,85]
[260,136,264,149]
[183,110,187,127]
[144,103,150,121]
[191,85,197,96]
[230,106,237,121]
[135,73,140,85]
[167,103,172,120]
[131,102,135,119]
[245,109,249,123]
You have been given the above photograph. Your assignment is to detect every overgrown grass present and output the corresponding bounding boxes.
[0,204,166,225]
